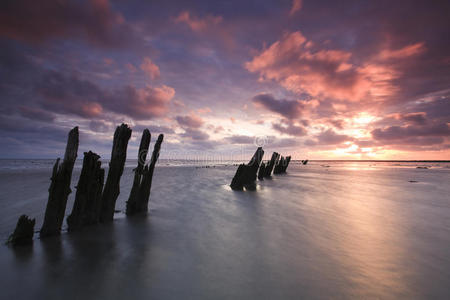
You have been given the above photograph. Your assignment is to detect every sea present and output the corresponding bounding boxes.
[0,159,449,299]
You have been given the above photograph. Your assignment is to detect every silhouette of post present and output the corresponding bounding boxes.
[126,129,151,215]
[263,152,279,177]
[8,215,35,246]
[40,127,79,238]
[67,151,104,231]
[230,147,264,190]
[258,162,266,180]
[136,134,163,213]
[274,155,291,174]
[100,124,132,222]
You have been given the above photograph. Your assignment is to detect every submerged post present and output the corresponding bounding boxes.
[67,151,104,231]
[274,155,291,174]
[258,162,266,180]
[100,124,132,223]
[126,129,151,215]
[264,152,280,177]
[8,215,35,246]
[230,147,264,190]
[284,156,291,172]
[40,127,79,238]
[136,134,164,213]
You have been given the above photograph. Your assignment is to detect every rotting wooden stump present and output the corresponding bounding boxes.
[67,151,104,231]
[258,162,266,180]
[40,127,79,238]
[8,215,35,246]
[136,134,164,213]
[230,147,264,191]
[263,152,280,178]
[274,155,291,174]
[273,156,285,174]
[100,124,132,223]
[285,156,291,172]
[126,129,151,215]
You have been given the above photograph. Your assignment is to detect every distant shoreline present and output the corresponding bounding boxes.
[0,158,449,163]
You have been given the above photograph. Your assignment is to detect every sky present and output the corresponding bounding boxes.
[0,0,449,160]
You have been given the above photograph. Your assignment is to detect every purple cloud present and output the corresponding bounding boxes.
[176,114,204,129]
[0,0,128,47]
[252,93,304,119]
[272,120,307,136]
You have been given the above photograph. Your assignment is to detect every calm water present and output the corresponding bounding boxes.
[0,160,449,299]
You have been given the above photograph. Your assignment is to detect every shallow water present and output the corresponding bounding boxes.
[0,160,449,299]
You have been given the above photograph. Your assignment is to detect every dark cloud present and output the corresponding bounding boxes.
[35,70,175,120]
[176,115,204,128]
[89,120,112,133]
[36,70,104,118]
[317,129,352,145]
[306,129,353,146]
[105,85,175,120]
[272,120,307,136]
[252,93,303,119]
[415,97,450,121]
[19,106,55,122]
[328,119,345,130]
[371,123,450,141]
[180,128,209,141]
[133,124,175,135]
[0,0,129,47]
[224,135,255,144]
[399,112,427,125]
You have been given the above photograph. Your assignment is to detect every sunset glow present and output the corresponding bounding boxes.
[0,0,449,160]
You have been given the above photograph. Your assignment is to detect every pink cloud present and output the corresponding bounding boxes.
[289,0,303,16]
[197,107,212,114]
[130,85,175,118]
[246,31,426,103]
[174,11,223,33]
[378,43,425,60]
[176,114,204,129]
[125,63,137,73]
[140,57,160,80]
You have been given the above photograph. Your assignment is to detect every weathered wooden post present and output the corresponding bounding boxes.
[136,134,164,213]
[67,151,104,231]
[100,124,132,222]
[258,162,266,180]
[273,156,284,174]
[40,127,79,238]
[273,155,291,174]
[263,152,279,177]
[283,156,292,172]
[126,129,151,215]
[230,147,264,190]
[7,215,35,246]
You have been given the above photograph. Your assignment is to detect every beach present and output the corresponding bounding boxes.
[0,160,449,299]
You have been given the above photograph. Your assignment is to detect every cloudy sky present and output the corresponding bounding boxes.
[0,0,449,160]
